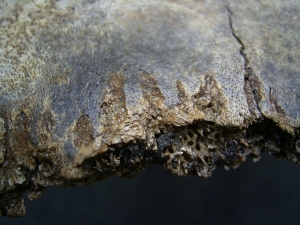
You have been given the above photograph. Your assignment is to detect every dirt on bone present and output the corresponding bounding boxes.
[0,0,299,217]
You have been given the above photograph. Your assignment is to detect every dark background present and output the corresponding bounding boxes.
[2,152,300,225]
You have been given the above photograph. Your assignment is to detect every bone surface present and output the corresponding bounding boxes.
[0,0,299,217]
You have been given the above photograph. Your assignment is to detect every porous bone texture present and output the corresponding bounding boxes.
[0,0,299,217]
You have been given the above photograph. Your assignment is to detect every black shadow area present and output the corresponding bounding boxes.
[1,152,300,225]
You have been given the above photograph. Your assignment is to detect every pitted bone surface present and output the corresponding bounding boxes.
[0,0,299,217]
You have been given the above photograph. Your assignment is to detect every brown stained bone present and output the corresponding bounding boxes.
[0,0,299,217]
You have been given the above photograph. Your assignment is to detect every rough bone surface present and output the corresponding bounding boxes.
[0,0,299,217]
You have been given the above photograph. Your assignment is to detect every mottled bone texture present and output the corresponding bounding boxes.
[0,0,299,217]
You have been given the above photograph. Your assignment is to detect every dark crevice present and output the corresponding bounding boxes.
[225,4,263,118]
[225,5,249,69]
[1,115,10,166]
